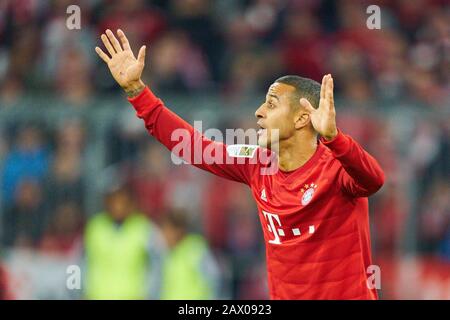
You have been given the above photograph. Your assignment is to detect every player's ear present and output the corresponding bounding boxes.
[294,112,310,130]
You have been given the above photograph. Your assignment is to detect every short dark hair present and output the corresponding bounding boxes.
[275,75,321,109]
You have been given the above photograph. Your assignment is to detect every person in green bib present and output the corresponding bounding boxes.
[160,209,220,300]
[83,185,165,299]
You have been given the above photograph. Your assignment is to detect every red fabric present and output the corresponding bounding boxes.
[128,87,385,300]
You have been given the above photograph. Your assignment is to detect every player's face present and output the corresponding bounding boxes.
[255,83,298,149]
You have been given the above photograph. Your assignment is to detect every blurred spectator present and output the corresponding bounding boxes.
[44,119,86,211]
[405,66,448,109]
[128,142,171,221]
[4,25,40,87]
[147,30,211,92]
[1,125,49,208]
[277,8,325,81]
[168,0,223,81]
[0,72,24,107]
[223,48,280,100]
[160,208,220,299]
[126,141,203,223]
[439,230,450,261]
[202,176,236,251]
[38,0,97,98]
[54,48,93,106]
[409,121,443,186]
[164,164,204,223]
[0,0,446,106]
[224,187,265,299]
[83,185,165,300]
[418,179,450,255]
[39,201,84,257]
[95,0,166,46]
[340,75,376,109]
[1,178,47,248]
[372,181,408,255]
[328,40,370,86]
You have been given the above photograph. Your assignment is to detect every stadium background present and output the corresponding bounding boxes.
[0,0,449,299]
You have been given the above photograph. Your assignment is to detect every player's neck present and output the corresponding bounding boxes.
[277,132,318,172]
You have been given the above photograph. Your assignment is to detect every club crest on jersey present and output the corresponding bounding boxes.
[300,183,317,206]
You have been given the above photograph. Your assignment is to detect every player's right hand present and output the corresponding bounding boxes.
[95,29,146,94]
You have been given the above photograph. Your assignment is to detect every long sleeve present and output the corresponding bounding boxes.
[127,86,258,185]
[320,129,385,197]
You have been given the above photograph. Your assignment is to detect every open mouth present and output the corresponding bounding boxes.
[257,122,266,136]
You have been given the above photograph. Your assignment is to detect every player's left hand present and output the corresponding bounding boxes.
[300,74,338,141]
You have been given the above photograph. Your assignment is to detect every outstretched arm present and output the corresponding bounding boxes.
[301,75,385,197]
[95,30,258,185]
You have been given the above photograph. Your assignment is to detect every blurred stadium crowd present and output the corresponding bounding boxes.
[0,0,449,299]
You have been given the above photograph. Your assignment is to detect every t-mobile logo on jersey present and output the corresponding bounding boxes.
[263,211,283,245]
[263,211,316,245]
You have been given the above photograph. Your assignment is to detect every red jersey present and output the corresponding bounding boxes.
[128,87,385,300]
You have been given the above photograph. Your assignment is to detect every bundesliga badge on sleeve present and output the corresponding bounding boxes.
[226,145,258,158]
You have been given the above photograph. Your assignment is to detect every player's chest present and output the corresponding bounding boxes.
[252,171,335,213]
[251,173,338,245]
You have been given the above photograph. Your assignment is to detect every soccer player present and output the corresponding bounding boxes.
[95,29,385,300]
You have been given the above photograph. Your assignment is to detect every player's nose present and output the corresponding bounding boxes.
[255,104,265,119]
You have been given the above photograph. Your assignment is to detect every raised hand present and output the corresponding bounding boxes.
[95,29,146,96]
[300,74,338,141]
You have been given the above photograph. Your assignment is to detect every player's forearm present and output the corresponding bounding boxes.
[127,86,252,184]
[128,86,217,164]
[124,80,146,98]
[321,129,385,194]
[128,85,165,135]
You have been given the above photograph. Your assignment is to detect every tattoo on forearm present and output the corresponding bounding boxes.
[126,86,145,98]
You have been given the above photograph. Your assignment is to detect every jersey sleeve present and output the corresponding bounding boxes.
[127,86,260,185]
[320,129,385,197]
